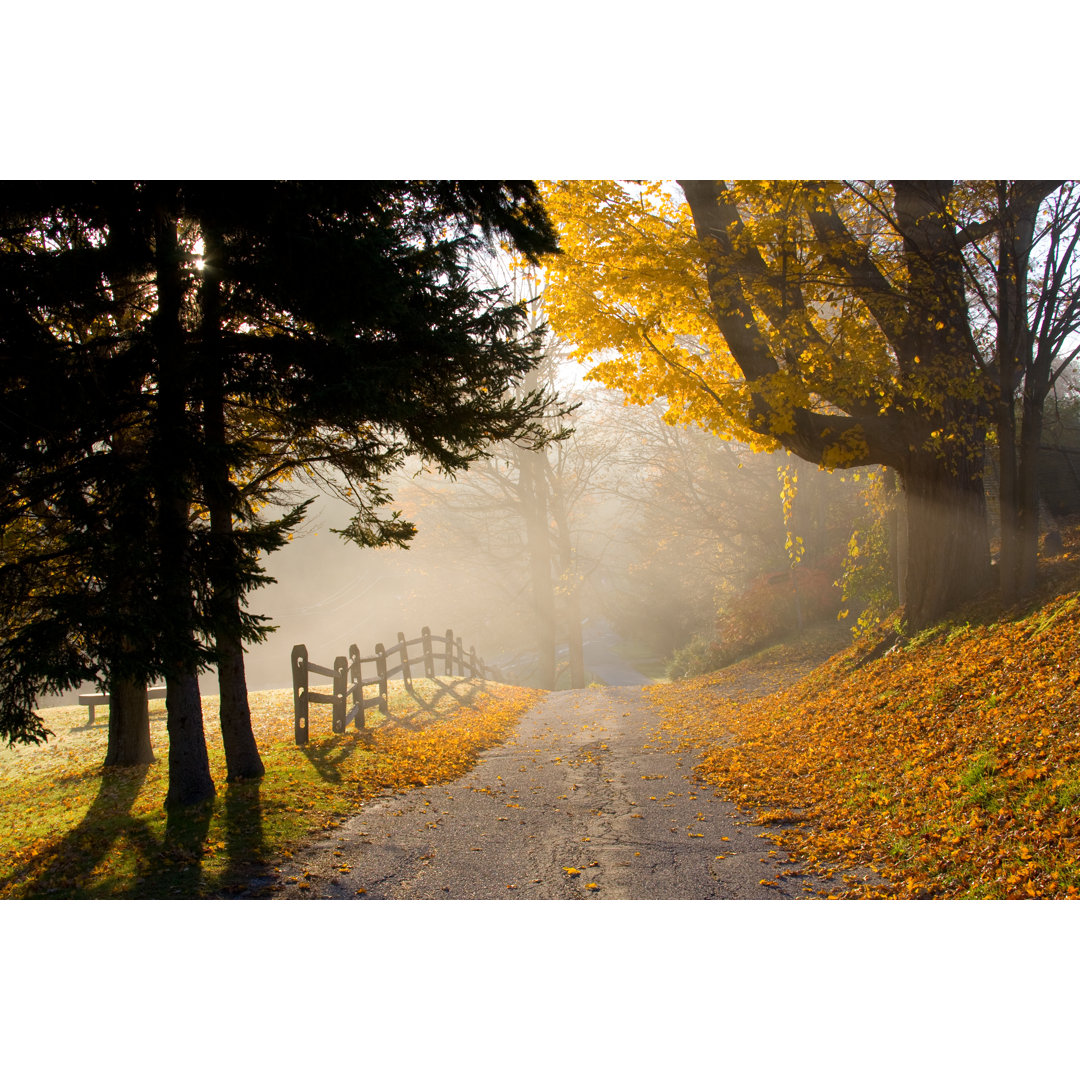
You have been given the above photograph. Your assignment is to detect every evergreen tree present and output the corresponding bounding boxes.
[0,181,563,805]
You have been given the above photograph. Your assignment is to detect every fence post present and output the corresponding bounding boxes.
[456,635,465,676]
[375,643,389,715]
[444,629,454,676]
[349,643,364,730]
[422,626,435,678]
[292,644,309,746]
[332,655,348,733]
[398,631,412,689]
[469,646,478,677]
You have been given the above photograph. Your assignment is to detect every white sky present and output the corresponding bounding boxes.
[5,2,1078,178]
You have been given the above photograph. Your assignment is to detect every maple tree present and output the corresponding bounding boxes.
[542,181,1076,630]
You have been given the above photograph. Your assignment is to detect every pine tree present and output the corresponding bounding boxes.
[1,181,563,805]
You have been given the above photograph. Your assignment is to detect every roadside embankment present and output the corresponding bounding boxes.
[650,577,1080,899]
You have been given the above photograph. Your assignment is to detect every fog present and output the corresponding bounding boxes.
[244,479,648,693]
[236,392,874,694]
[42,389,876,709]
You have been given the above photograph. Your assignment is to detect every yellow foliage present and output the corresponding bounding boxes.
[541,180,989,470]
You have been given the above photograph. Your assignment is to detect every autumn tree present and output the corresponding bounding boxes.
[543,181,1074,630]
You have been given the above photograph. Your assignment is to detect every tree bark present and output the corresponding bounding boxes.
[101,240,156,768]
[164,671,215,807]
[993,182,1060,604]
[152,194,216,808]
[199,220,264,781]
[103,675,154,767]
[1017,390,1045,598]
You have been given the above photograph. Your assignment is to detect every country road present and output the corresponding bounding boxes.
[267,682,852,900]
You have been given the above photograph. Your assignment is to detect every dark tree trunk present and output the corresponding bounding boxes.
[152,195,216,808]
[100,253,156,769]
[1017,391,1045,598]
[900,450,992,630]
[994,179,1025,607]
[103,675,154,767]
[165,671,215,807]
[199,221,264,781]
[214,643,262,779]
[997,397,1021,605]
[994,182,1057,604]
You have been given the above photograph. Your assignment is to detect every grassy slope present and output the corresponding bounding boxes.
[650,544,1080,899]
[0,677,542,899]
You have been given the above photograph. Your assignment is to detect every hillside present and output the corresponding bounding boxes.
[649,538,1080,899]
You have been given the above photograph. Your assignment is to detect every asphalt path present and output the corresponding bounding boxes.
[269,684,852,900]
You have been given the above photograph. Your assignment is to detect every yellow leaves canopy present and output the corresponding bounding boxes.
[541,180,991,472]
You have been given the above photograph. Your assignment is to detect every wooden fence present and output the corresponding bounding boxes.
[290,626,502,745]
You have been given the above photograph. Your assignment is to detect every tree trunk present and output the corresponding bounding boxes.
[152,194,216,808]
[165,671,215,807]
[103,675,154,767]
[215,639,262,780]
[200,220,264,781]
[100,253,156,769]
[1016,391,1045,598]
[900,451,991,630]
[994,181,1055,605]
[519,452,556,689]
[545,458,586,689]
[997,400,1021,605]
[883,468,907,609]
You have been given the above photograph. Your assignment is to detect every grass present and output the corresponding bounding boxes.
[0,676,543,899]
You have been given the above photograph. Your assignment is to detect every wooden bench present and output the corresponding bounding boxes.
[78,686,167,724]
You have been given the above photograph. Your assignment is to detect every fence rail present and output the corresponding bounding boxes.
[291,626,501,745]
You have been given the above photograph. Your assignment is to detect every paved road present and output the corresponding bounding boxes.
[269,685,849,900]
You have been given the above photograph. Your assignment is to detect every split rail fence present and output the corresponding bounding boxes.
[290,626,502,745]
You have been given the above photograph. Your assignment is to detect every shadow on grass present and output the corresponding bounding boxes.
[217,778,273,895]
[0,764,275,899]
[152,779,274,898]
[297,677,485,785]
[393,677,483,729]
[300,729,375,784]
[159,799,214,897]
[0,764,160,898]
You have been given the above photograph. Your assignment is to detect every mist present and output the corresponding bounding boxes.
[236,386,877,695]
[41,384,876,710]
